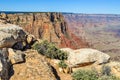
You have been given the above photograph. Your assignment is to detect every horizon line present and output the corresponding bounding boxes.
[0,11,120,15]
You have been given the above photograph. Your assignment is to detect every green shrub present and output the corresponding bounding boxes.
[72,69,98,80]
[32,40,68,60]
[58,60,67,69]
[72,69,120,80]
[101,65,111,76]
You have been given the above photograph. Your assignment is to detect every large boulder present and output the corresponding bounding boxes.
[0,23,26,48]
[61,48,110,67]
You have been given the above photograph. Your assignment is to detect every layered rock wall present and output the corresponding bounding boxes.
[0,12,89,49]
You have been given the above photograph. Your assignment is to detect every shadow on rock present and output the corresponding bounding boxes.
[51,65,61,80]
[9,65,14,80]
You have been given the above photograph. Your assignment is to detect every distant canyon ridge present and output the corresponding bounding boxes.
[63,13,120,60]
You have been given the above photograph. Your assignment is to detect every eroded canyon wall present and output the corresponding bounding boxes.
[0,12,89,49]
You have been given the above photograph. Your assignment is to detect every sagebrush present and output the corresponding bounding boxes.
[72,69,98,80]
[58,60,67,69]
[32,40,68,60]
[72,69,120,80]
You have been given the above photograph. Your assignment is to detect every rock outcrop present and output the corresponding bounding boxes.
[61,48,110,67]
[8,48,25,64]
[0,23,26,48]
[0,48,11,80]
[10,50,57,80]
[0,12,89,49]
[0,48,57,80]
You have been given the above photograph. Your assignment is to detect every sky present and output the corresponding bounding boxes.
[0,0,120,14]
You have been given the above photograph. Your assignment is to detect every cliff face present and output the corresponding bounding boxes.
[0,12,88,49]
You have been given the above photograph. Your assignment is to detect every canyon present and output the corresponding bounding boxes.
[63,13,120,61]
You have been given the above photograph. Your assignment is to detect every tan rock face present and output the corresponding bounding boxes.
[0,12,89,49]
[10,50,56,80]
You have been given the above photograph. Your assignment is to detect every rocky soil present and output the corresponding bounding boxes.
[10,50,57,80]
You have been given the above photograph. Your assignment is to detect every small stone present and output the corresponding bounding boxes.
[59,67,63,72]
[26,34,35,44]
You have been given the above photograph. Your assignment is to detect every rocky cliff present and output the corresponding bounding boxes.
[0,12,88,49]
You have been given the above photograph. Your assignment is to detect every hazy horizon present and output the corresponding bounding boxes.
[0,11,120,15]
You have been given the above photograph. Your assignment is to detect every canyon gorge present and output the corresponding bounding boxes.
[64,13,120,61]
